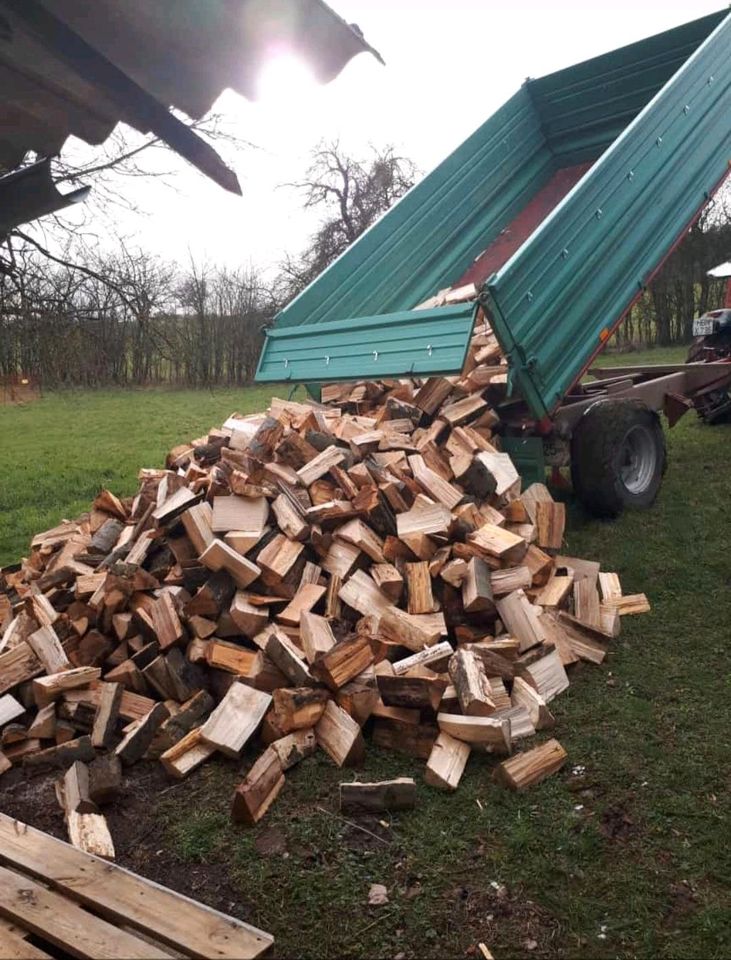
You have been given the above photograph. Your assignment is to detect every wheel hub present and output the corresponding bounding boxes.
[619,424,656,494]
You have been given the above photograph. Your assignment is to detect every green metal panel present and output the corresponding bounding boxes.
[256,10,730,418]
[487,10,731,418]
[530,10,726,165]
[500,436,546,488]
[269,86,553,330]
[256,303,479,383]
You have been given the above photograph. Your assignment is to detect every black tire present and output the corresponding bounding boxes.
[570,399,667,518]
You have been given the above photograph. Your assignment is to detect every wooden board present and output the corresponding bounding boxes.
[0,814,273,958]
[0,863,167,959]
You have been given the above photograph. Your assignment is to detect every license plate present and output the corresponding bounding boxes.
[693,318,715,336]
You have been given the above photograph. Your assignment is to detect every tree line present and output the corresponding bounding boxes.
[0,143,417,388]
[1,138,730,388]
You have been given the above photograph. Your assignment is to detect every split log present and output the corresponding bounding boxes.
[404,561,434,615]
[315,700,365,767]
[392,641,453,676]
[27,625,70,674]
[573,577,601,628]
[436,713,511,753]
[90,681,123,749]
[115,703,169,765]
[160,727,216,780]
[493,738,567,790]
[378,607,444,652]
[272,494,309,542]
[511,676,555,730]
[61,761,97,814]
[376,672,447,712]
[212,495,268,535]
[536,575,573,609]
[496,589,547,652]
[272,687,330,733]
[598,571,622,602]
[300,612,336,664]
[517,646,569,702]
[462,557,495,614]
[199,540,261,589]
[88,753,122,804]
[265,627,314,686]
[603,593,651,616]
[335,519,386,563]
[448,648,495,716]
[276,583,326,627]
[369,564,404,602]
[396,495,452,538]
[469,523,527,564]
[66,811,115,859]
[0,694,24,727]
[230,592,270,638]
[150,593,184,650]
[535,501,565,551]
[311,634,374,690]
[371,717,438,759]
[200,682,271,758]
[425,732,470,791]
[339,777,416,814]
[27,703,56,740]
[270,729,317,770]
[23,735,95,771]
[33,667,101,708]
[181,502,214,554]
[231,746,285,825]
[297,447,346,486]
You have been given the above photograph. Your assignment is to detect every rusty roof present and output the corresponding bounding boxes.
[0,0,381,192]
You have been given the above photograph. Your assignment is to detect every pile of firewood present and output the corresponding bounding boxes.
[0,318,650,857]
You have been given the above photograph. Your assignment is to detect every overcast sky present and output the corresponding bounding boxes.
[63,0,724,274]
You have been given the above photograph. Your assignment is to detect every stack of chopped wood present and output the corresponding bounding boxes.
[0,360,650,853]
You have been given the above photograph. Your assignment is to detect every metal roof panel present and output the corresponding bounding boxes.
[0,0,379,172]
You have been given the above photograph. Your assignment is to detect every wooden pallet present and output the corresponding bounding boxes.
[0,813,273,959]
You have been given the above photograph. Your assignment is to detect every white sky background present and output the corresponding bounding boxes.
[61,0,724,274]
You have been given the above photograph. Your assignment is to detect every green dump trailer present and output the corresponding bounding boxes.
[257,10,731,515]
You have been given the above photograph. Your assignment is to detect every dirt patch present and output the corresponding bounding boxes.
[599,803,636,842]
[445,882,561,959]
[255,826,288,858]
[338,813,396,852]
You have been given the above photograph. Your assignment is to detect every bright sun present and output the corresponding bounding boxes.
[257,53,316,102]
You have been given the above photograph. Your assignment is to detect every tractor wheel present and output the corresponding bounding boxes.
[570,399,666,518]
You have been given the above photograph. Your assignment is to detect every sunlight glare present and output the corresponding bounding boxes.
[257,53,316,102]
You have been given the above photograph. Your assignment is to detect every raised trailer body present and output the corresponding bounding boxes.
[257,11,731,513]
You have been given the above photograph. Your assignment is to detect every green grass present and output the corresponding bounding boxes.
[593,344,689,367]
[0,385,279,566]
[1,370,729,958]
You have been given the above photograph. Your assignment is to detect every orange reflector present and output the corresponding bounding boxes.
[599,328,610,342]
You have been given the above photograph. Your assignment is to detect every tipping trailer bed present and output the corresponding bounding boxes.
[256,11,731,514]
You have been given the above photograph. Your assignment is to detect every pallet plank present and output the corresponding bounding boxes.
[0,814,274,959]
[0,863,171,959]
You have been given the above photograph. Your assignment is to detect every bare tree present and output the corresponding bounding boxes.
[277,141,417,303]
[0,111,253,281]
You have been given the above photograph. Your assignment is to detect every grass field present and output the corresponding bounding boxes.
[1,349,729,959]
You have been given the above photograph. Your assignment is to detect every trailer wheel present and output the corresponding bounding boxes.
[570,399,666,517]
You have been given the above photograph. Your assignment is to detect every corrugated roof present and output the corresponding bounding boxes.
[0,0,380,185]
